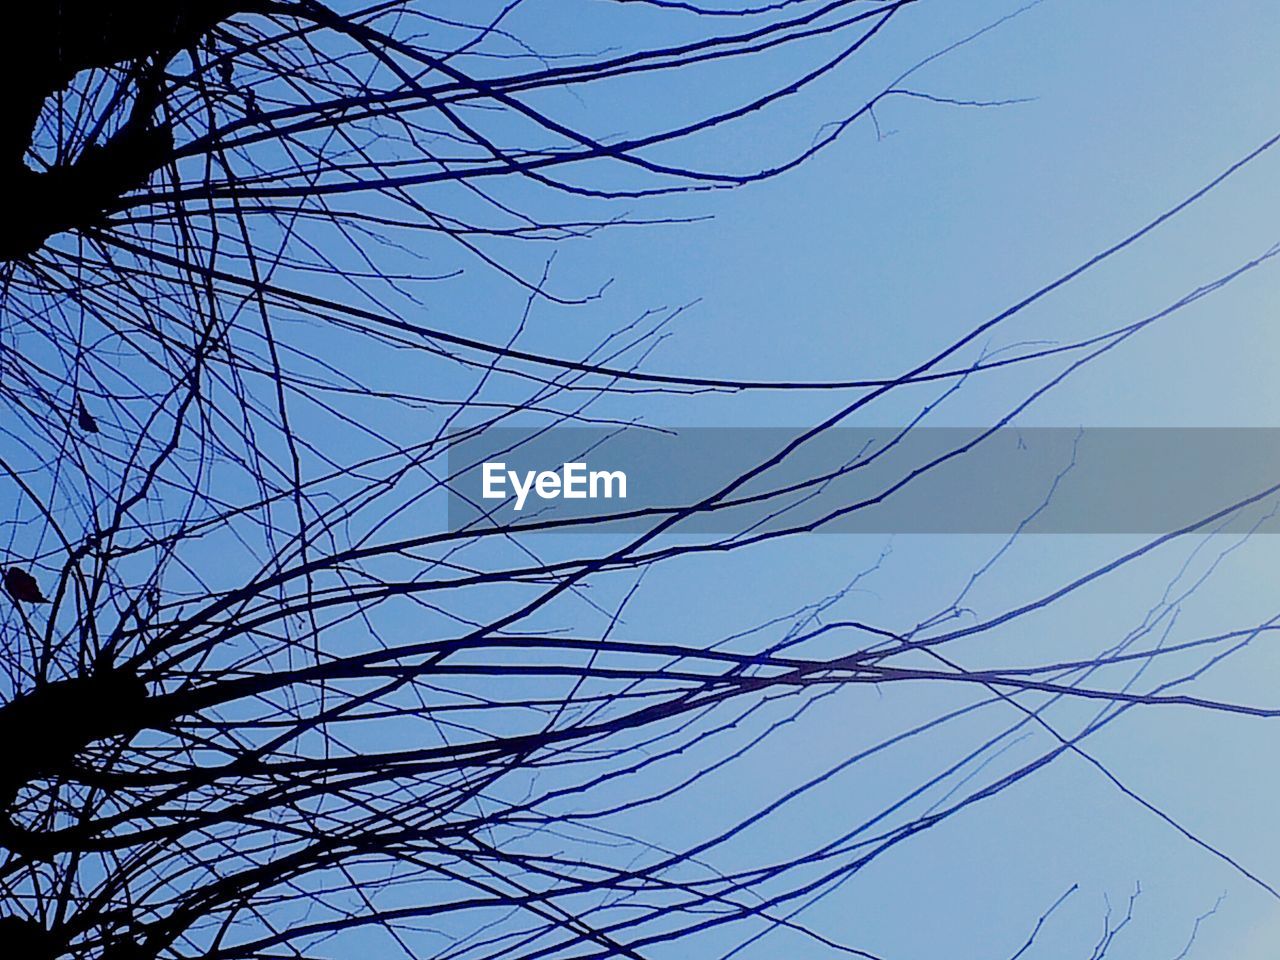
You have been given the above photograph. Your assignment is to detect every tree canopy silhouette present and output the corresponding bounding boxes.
[1,3,1276,959]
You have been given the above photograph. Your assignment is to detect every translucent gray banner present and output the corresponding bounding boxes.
[445,428,1280,535]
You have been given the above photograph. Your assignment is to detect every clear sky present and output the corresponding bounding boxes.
[329,2,1280,956]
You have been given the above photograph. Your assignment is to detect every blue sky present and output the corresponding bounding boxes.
[8,4,1280,958]
[219,2,1280,956]
[424,2,1280,956]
